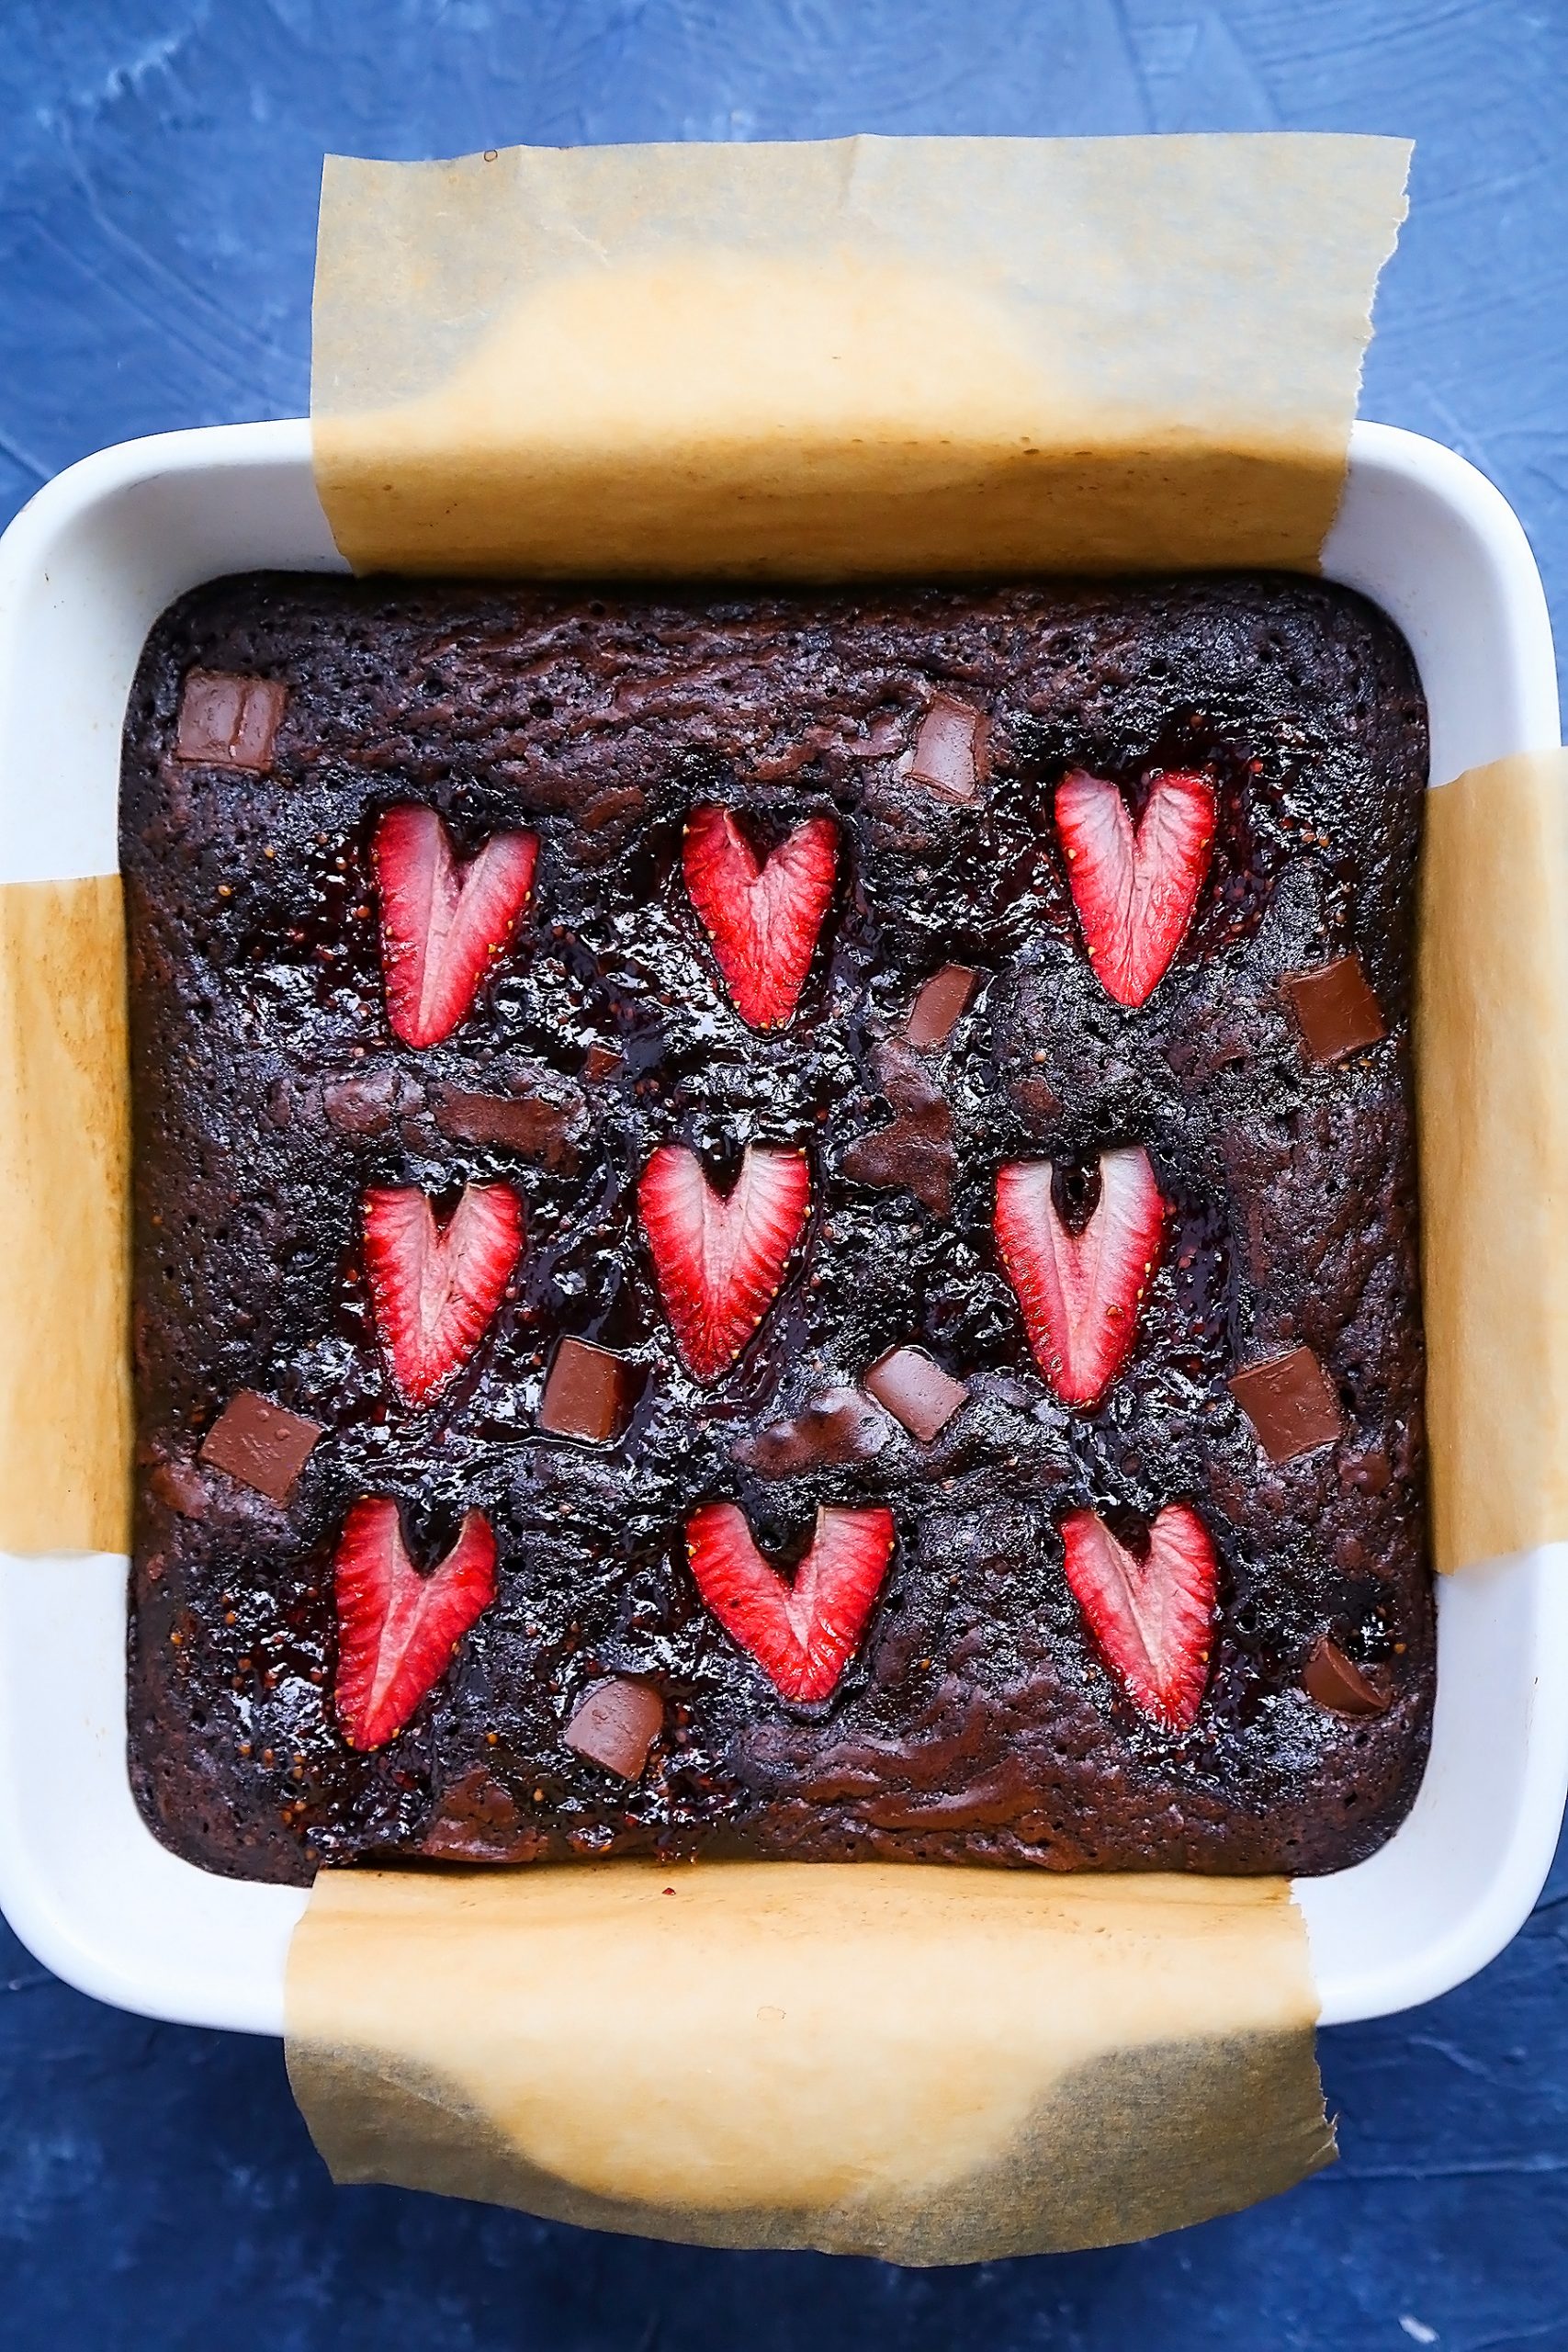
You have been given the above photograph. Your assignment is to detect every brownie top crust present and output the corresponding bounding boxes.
[121,571,1431,1887]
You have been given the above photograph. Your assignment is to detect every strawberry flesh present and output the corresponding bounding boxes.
[1055,768,1214,1008]
[374,804,538,1047]
[333,1498,497,1748]
[683,805,839,1029]
[638,1142,810,1382]
[364,1182,524,1406]
[995,1147,1168,1404]
[1059,1502,1215,1732]
[686,1500,895,1702]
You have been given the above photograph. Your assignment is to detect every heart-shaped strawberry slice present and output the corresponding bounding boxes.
[333,1497,497,1749]
[995,1147,1167,1405]
[364,1182,524,1406]
[373,804,538,1047]
[1055,768,1214,1008]
[1060,1502,1215,1732]
[683,805,839,1029]
[638,1142,810,1383]
[686,1501,896,1702]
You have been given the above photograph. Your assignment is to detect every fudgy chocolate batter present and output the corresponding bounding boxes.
[121,572,1432,1886]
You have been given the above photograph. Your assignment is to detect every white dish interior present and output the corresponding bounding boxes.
[0,419,1561,2035]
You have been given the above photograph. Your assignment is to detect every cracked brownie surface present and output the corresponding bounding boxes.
[121,570,1432,1886]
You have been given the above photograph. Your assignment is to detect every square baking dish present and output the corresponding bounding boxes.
[0,417,1561,2036]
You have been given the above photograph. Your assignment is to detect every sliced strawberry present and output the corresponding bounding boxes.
[638,1142,809,1382]
[333,1497,497,1748]
[1059,1501,1215,1733]
[373,804,538,1047]
[686,1500,895,1702]
[364,1182,524,1406]
[683,805,839,1029]
[1055,768,1214,1008]
[995,1148,1168,1405]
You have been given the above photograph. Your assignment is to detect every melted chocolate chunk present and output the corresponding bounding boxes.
[1228,1347,1345,1463]
[433,1081,582,1167]
[840,1043,956,1216]
[734,1387,891,1477]
[1281,955,1385,1065]
[905,965,978,1050]
[902,695,987,802]
[323,1069,402,1136]
[422,1767,523,1858]
[1303,1636,1391,1717]
[538,1338,637,1443]
[175,671,288,772]
[564,1679,665,1779]
[1010,1074,1062,1132]
[149,1458,209,1517]
[199,1392,322,1503]
[863,1346,970,1443]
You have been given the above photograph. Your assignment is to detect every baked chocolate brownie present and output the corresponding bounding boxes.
[121,572,1432,1888]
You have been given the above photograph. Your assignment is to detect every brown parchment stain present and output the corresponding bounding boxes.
[288,1861,1331,2260]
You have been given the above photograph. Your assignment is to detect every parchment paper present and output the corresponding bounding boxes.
[312,132,1411,579]
[287,1861,1331,2261]
[0,876,130,1554]
[1416,750,1568,1572]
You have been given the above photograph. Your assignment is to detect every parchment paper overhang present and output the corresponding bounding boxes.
[311,132,1412,580]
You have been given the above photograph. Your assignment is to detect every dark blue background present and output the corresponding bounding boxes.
[3,5,1565,2345]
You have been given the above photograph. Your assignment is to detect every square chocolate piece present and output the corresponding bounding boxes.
[564,1678,665,1778]
[1228,1348,1344,1464]
[1281,955,1384,1065]
[863,1346,970,1443]
[538,1338,637,1443]
[903,695,987,802]
[175,672,288,772]
[199,1391,322,1502]
[905,965,978,1050]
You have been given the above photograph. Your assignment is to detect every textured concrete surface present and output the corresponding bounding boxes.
[2,4,1566,2345]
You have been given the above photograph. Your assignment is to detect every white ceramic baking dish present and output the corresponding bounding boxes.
[0,418,1562,2037]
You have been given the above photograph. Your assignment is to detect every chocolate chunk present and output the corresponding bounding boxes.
[433,1082,582,1169]
[1281,955,1385,1065]
[1010,1074,1062,1131]
[902,695,987,802]
[735,1387,891,1477]
[175,672,288,772]
[423,1767,523,1859]
[841,1125,955,1216]
[863,1346,970,1442]
[150,1459,209,1518]
[1303,1636,1391,1717]
[841,1042,957,1216]
[538,1338,637,1443]
[905,965,977,1050]
[199,1391,322,1502]
[323,1069,400,1136]
[564,1678,664,1779]
[1228,1347,1345,1463]
[584,1044,623,1081]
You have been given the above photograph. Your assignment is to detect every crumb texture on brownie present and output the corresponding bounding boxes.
[120,573,1432,1887]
